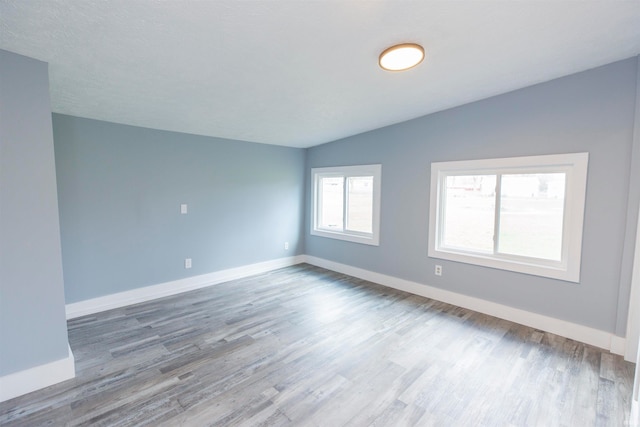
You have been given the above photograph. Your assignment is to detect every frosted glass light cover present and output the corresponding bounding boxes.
[379,43,425,71]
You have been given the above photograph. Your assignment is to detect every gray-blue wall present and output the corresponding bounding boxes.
[53,115,305,303]
[45,55,640,339]
[0,50,69,376]
[306,57,640,335]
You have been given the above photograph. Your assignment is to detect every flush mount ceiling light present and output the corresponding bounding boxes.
[379,43,425,71]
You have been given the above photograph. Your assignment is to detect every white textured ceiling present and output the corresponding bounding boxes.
[1,1,639,148]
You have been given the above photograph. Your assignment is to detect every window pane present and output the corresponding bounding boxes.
[498,173,565,261]
[442,175,496,253]
[319,176,344,230]
[312,165,381,246]
[346,176,373,233]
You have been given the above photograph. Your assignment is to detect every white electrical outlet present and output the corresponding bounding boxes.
[180,204,188,214]
[435,265,442,276]
[284,242,289,250]
[185,258,192,269]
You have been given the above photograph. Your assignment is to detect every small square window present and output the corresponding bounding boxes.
[311,165,381,246]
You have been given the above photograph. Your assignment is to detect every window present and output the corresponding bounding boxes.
[428,153,588,282]
[311,165,381,245]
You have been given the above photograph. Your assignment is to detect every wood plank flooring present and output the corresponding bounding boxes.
[0,264,635,426]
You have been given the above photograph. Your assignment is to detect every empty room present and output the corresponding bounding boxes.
[1,1,640,426]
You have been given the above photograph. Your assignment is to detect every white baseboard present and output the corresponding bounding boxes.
[610,334,627,357]
[0,344,75,403]
[303,255,625,355]
[66,256,305,319]
[65,253,625,356]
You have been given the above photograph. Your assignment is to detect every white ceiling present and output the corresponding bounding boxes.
[1,1,639,148]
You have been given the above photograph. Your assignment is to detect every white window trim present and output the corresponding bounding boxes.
[428,153,589,282]
[311,164,381,246]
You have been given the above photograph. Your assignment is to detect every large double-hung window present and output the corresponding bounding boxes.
[311,165,381,246]
[428,153,588,282]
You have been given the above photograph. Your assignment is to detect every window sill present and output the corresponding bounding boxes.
[311,229,379,246]
[428,247,579,282]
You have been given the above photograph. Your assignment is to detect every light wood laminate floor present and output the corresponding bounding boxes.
[0,264,635,426]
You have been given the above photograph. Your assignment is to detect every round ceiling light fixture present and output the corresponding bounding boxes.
[378,43,425,71]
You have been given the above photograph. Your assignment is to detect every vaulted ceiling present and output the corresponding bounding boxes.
[1,1,639,148]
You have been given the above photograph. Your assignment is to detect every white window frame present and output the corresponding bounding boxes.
[428,153,588,282]
[311,164,381,246]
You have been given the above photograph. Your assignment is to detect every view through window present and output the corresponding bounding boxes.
[312,165,381,245]
[429,153,588,282]
[443,173,566,261]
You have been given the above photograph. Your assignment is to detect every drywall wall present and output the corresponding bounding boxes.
[53,115,305,303]
[0,50,70,375]
[623,56,640,362]
[305,57,639,335]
